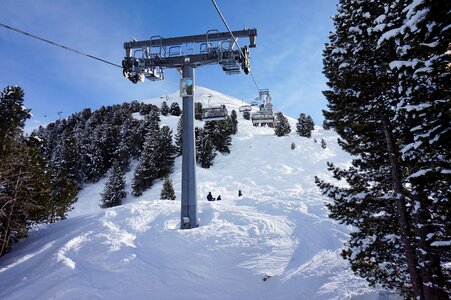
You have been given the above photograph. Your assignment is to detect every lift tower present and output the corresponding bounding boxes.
[122,29,257,229]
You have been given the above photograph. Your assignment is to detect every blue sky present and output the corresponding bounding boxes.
[0,0,338,130]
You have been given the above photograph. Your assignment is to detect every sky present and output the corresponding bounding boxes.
[0,0,338,130]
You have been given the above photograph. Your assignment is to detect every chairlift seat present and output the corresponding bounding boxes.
[202,106,228,121]
[239,105,252,112]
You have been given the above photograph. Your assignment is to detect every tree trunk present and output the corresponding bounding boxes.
[382,116,424,300]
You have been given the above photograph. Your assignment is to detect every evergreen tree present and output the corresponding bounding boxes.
[317,0,450,298]
[160,177,176,200]
[296,113,314,138]
[101,162,127,208]
[195,128,216,168]
[274,112,291,137]
[229,110,238,134]
[322,119,331,130]
[175,117,183,156]
[154,126,176,179]
[203,120,232,154]
[0,86,31,156]
[160,101,170,116]
[194,102,203,120]
[243,111,250,120]
[132,130,159,196]
[170,102,182,116]
[381,1,451,297]
[0,87,50,255]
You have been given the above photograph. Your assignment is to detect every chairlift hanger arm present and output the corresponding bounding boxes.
[124,28,257,50]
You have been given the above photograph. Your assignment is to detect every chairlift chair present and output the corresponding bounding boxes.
[201,94,228,121]
[251,110,275,127]
[202,106,228,121]
[239,105,252,112]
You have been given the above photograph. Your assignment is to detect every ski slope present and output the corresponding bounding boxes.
[0,87,391,299]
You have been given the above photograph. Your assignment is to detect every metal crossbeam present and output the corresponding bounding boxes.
[124,28,256,50]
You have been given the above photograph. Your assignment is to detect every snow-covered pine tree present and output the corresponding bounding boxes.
[0,87,50,255]
[229,110,238,134]
[195,127,216,168]
[160,177,176,200]
[175,117,183,156]
[0,86,31,155]
[100,161,127,208]
[274,112,291,137]
[160,101,170,116]
[243,111,250,120]
[296,113,314,138]
[317,0,429,298]
[378,1,451,297]
[154,125,176,179]
[170,102,182,116]
[194,102,203,120]
[132,129,159,196]
[204,120,232,154]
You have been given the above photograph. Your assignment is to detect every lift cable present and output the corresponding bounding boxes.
[0,22,122,68]
[210,0,260,93]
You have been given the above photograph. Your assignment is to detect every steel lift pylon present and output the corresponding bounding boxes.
[122,28,257,229]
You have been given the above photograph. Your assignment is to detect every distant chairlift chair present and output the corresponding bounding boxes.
[202,105,228,121]
[239,105,252,112]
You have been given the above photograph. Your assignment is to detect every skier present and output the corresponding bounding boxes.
[238,190,242,197]
[207,192,214,201]
[217,195,222,201]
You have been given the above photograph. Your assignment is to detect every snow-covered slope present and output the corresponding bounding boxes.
[0,87,387,299]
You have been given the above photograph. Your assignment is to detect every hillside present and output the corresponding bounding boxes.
[0,87,390,299]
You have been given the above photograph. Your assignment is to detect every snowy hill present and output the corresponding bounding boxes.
[0,87,388,299]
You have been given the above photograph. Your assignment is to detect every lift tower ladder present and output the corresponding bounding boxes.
[122,29,257,229]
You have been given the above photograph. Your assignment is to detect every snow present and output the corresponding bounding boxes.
[0,87,391,300]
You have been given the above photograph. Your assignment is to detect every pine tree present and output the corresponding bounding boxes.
[203,120,232,154]
[274,112,291,137]
[296,113,314,138]
[229,110,238,134]
[132,129,159,196]
[154,126,176,179]
[0,86,50,255]
[243,111,250,120]
[160,177,176,200]
[101,162,127,208]
[170,102,182,116]
[194,102,203,120]
[0,86,31,156]
[380,1,451,297]
[160,101,170,116]
[175,117,183,156]
[317,0,451,298]
[195,128,216,168]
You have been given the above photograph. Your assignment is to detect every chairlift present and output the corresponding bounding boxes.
[251,111,275,126]
[201,95,228,121]
[239,105,252,112]
[202,106,228,121]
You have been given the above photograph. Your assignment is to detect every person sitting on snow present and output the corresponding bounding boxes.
[207,192,214,201]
